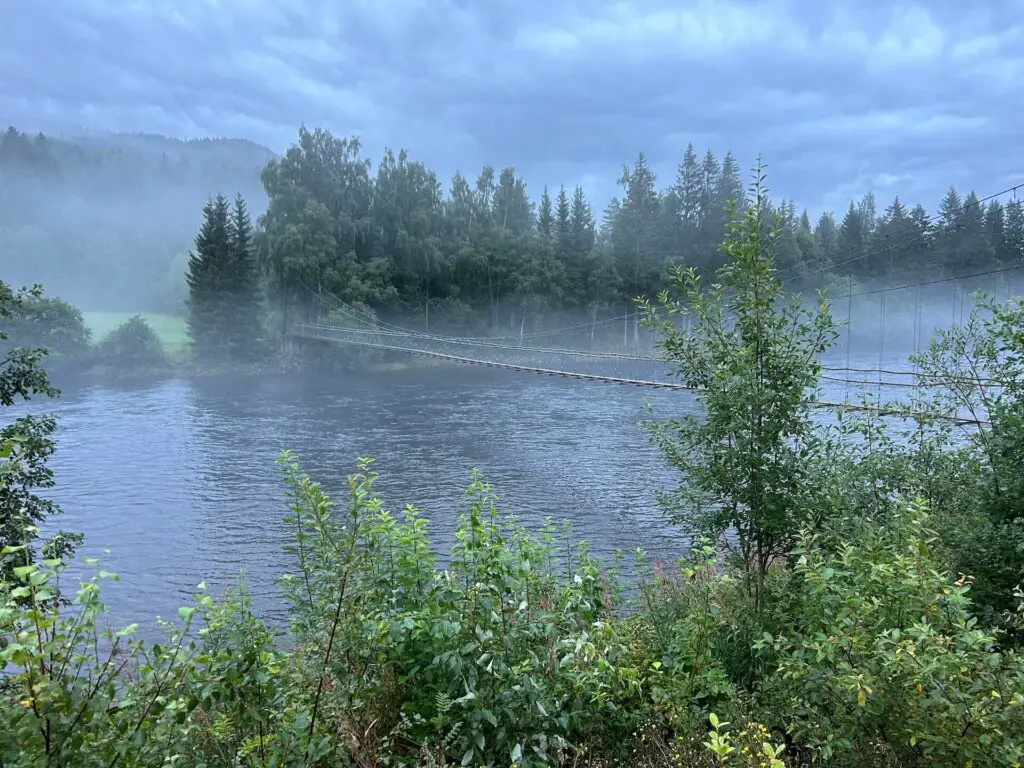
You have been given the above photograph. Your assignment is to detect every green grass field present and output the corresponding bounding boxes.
[83,312,189,356]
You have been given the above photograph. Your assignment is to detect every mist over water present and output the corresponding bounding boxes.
[25,368,687,630]
[8,269,1014,633]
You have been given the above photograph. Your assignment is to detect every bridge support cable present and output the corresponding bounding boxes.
[290,260,1024,428]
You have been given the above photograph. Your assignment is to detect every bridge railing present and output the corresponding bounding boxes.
[290,322,992,426]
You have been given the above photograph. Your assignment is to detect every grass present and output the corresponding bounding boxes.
[83,311,189,357]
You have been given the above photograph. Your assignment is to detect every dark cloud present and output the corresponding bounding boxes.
[2,0,1022,218]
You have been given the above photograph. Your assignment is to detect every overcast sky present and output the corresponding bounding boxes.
[2,0,1023,219]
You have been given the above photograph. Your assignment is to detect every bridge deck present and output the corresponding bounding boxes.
[290,323,988,427]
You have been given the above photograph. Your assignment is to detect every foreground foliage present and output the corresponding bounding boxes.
[0,280,80,581]
[640,165,839,611]
[3,451,1023,766]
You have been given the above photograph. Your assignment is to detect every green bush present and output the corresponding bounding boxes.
[0,456,656,767]
[8,451,1022,766]
[95,314,168,371]
[275,453,652,766]
[757,500,1024,766]
[0,290,91,366]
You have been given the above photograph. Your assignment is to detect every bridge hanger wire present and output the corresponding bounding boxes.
[302,274,1004,392]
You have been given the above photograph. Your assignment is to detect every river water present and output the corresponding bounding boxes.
[24,366,692,629]
[17,331,964,632]
[9,282,1008,632]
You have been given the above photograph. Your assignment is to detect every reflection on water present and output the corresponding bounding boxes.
[20,349,928,630]
[28,367,691,628]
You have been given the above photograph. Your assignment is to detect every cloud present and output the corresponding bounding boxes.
[1,0,1022,219]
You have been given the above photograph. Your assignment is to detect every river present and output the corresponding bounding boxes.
[24,366,691,629]
[17,329,964,633]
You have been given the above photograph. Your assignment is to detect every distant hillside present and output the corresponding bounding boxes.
[0,126,276,312]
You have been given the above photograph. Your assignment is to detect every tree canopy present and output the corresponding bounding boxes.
[256,128,1024,337]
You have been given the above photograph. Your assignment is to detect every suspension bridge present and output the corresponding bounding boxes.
[286,271,1022,428]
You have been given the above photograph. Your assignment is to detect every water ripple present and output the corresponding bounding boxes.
[28,368,689,627]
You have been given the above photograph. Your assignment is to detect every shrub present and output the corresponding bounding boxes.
[837,295,1024,629]
[639,164,839,611]
[0,281,80,583]
[276,452,653,766]
[95,314,168,371]
[0,290,91,365]
[758,500,1024,766]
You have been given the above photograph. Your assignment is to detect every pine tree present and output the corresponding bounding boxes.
[984,200,1006,267]
[186,194,233,361]
[961,191,986,268]
[599,198,622,247]
[716,152,744,212]
[616,154,661,345]
[569,186,595,255]
[871,197,919,276]
[1004,201,1024,266]
[837,202,866,275]
[795,209,819,267]
[492,167,534,234]
[227,194,263,362]
[814,211,840,268]
[909,203,933,259]
[676,143,702,230]
[538,187,554,239]
[555,185,571,255]
[935,186,964,272]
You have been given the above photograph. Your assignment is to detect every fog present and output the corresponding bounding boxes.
[3,123,1021,363]
[817,275,1021,369]
[0,126,272,313]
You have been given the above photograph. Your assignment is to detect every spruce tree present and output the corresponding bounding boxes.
[555,185,571,255]
[227,194,263,362]
[569,186,595,255]
[676,143,702,230]
[935,187,965,272]
[186,194,232,361]
[1005,201,1024,266]
[837,202,866,274]
[537,187,554,239]
[984,200,1006,267]
[813,211,840,268]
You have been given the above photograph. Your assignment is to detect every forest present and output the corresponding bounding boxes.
[3,124,1023,338]
[257,128,1024,338]
[0,125,271,312]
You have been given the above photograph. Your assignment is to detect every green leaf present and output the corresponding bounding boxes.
[13,564,36,579]
[511,743,523,763]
